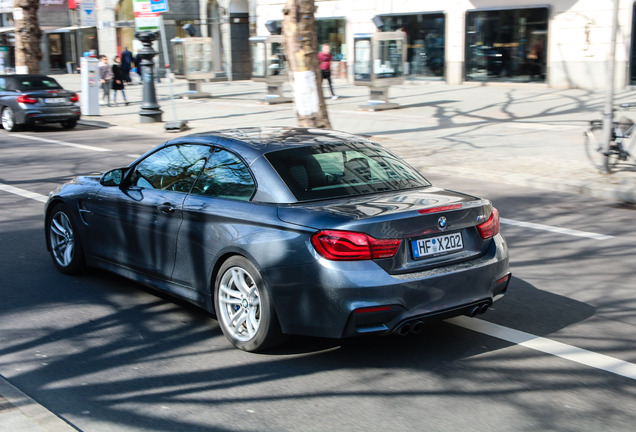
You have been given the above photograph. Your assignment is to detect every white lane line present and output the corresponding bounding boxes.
[0,183,48,203]
[501,217,614,240]
[11,133,111,152]
[448,316,636,380]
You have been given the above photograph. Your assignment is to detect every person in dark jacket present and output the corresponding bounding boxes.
[134,53,143,75]
[121,47,133,83]
[111,55,129,106]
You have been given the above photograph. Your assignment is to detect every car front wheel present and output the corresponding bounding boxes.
[214,256,284,352]
[46,204,86,274]
[1,107,19,132]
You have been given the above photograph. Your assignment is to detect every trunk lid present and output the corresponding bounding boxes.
[278,187,495,273]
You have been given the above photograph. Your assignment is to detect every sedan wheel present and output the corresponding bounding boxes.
[1,107,18,132]
[214,256,284,352]
[47,204,86,274]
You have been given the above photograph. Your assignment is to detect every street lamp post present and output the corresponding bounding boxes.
[601,0,619,174]
[135,31,163,123]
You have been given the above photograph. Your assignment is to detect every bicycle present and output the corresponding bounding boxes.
[584,103,636,172]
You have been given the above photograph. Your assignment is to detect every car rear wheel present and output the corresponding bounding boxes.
[214,256,284,352]
[61,120,77,129]
[1,107,19,132]
[46,204,86,274]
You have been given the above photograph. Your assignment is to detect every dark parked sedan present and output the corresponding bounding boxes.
[45,128,510,352]
[0,74,80,131]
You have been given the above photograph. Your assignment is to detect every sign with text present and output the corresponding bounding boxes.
[81,0,97,27]
[149,0,168,13]
[134,0,160,31]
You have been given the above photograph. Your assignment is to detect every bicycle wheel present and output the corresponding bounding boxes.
[584,126,618,171]
[623,133,636,164]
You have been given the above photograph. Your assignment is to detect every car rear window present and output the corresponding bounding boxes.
[11,77,62,91]
[266,142,431,201]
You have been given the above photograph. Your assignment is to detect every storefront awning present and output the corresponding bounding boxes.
[44,26,94,34]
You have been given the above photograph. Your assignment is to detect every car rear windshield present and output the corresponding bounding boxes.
[11,77,62,91]
[266,142,431,201]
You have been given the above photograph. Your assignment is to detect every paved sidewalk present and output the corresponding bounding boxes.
[0,375,76,431]
[55,73,636,203]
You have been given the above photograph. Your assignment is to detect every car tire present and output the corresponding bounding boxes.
[1,107,19,132]
[214,256,285,352]
[61,120,77,129]
[46,203,86,275]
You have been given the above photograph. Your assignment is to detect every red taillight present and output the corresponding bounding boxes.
[17,95,38,104]
[70,93,79,102]
[418,204,462,214]
[311,230,401,261]
[354,306,392,314]
[477,207,500,239]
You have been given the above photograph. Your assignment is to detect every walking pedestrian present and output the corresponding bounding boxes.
[98,55,113,106]
[134,52,143,75]
[121,47,133,83]
[111,55,129,106]
[318,43,338,100]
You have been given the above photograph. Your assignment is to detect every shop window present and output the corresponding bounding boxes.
[379,13,445,80]
[465,8,548,83]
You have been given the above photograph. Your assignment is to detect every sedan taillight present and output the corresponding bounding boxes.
[477,207,500,239]
[70,93,79,102]
[17,95,38,104]
[311,230,401,261]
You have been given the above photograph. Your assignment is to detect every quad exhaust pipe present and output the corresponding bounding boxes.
[396,320,425,336]
[467,302,490,318]
[394,301,491,335]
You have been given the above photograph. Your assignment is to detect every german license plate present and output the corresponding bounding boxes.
[44,98,65,104]
[411,232,464,259]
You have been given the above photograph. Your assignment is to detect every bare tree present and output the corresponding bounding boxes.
[14,0,42,74]
[282,0,331,129]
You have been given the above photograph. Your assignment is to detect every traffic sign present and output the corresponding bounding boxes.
[81,0,96,27]
[150,0,169,13]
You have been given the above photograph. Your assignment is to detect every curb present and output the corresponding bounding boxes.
[0,375,78,432]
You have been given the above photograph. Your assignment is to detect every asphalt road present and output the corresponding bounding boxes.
[1,125,635,432]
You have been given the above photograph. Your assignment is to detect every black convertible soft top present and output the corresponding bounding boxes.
[1,74,62,91]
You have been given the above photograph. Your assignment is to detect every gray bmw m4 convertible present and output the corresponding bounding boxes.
[45,127,510,352]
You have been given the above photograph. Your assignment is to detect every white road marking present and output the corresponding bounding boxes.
[11,133,111,152]
[501,217,613,240]
[448,316,636,380]
[0,183,48,203]
[504,122,579,131]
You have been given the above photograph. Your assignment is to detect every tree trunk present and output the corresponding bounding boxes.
[282,0,331,129]
[14,0,42,74]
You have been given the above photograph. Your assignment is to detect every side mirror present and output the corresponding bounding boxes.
[100,169,124,186]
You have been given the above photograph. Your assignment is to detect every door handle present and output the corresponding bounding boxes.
[157,203,176,213]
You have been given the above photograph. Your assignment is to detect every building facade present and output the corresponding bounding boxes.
[254,0,636,90]
[1,1,635,90]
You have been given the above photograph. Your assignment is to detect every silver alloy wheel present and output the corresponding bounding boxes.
[49,211,75,267]
[218,266,261,341]
[2,107,14,130]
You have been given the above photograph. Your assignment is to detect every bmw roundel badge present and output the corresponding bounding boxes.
[438,216,448,231]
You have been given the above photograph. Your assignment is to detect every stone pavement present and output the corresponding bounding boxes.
[57,73,636,203]
[0,376,77,431]
[2,74,636,430]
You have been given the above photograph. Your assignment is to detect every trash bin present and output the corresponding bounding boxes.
[66,61,74,74]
